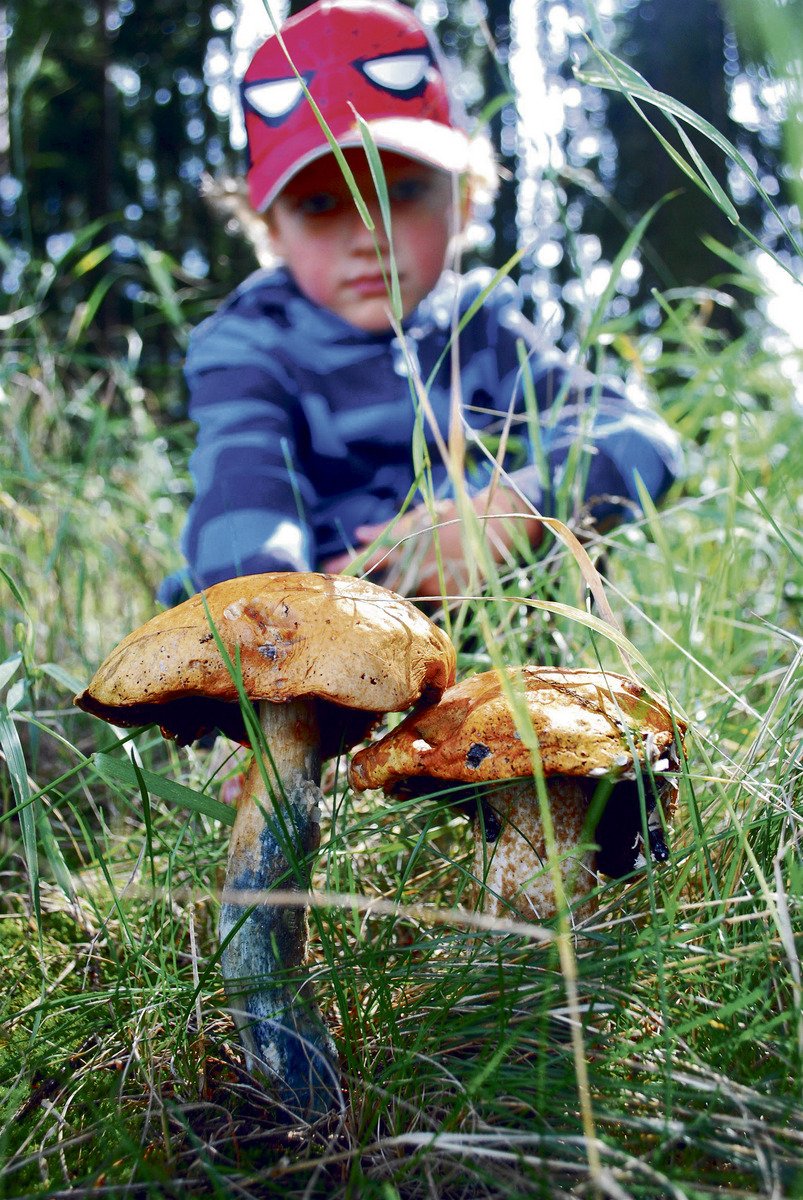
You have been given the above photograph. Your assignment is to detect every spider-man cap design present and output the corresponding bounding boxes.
[242,0,471,211]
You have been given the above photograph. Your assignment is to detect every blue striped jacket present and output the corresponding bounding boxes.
[160,265,681,602]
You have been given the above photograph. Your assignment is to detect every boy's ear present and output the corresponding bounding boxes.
[258,206,287,268]
[262,205,286,250]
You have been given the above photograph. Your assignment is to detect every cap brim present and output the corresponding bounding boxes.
[250,117,471,212]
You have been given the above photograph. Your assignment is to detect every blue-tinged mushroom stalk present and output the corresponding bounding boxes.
[219,695,340,1118]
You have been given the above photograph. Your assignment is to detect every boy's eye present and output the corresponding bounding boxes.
[296,192,339,216]
[388,177,430,204]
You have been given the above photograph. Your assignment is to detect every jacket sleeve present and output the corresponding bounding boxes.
[177,358,316,592]
[474,279,683,523]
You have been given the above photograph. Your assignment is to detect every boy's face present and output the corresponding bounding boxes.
[266,150,459,332]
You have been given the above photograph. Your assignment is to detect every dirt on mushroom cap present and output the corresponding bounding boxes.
[75,572,456,752]
[349,666,686,791]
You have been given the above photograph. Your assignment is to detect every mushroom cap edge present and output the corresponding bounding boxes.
[75,572,456,754]
[349,665,687,792]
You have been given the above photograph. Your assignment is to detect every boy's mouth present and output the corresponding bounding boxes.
[347,273,395,298]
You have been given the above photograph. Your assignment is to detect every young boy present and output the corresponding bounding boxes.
[161,0,681,606]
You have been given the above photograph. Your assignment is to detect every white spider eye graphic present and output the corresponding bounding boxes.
[243,77,307,122]
[361,53,430,94]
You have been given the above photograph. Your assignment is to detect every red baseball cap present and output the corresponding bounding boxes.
[241,0,471,212]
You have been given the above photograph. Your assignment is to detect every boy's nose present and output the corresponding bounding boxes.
[351,195,390,253]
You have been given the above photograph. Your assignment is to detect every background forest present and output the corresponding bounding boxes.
[1,0,802,1197]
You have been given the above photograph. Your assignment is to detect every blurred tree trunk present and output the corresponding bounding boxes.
[94,0,114,225]
[0,6,9,177]
[602,0,740,309]
[481,0,517,266]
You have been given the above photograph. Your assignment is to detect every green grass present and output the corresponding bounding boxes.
[2,216,802,1197]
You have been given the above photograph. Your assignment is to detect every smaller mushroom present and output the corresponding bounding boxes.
[76,572,455,1116]
[349,667,686,923]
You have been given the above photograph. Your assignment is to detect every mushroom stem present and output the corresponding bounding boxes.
[472,777,598,923]
[219,696,339,1117]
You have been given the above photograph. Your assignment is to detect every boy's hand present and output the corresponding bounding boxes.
[323,501,465,597]
[321,487,542,599]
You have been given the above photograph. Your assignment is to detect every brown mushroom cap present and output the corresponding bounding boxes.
[75,572,456,757]
[349,666,686,792]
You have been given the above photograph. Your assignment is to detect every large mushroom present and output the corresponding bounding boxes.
[75,572,455,1116]
[349,667,686,923]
